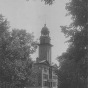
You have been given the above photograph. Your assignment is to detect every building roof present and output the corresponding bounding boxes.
[34,60,50,66]
[41,24,49,35]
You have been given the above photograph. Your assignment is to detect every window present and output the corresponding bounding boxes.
[53,82,57,87]
[53,76,57,80]
[43,74,48,79]
[43,81,48,87]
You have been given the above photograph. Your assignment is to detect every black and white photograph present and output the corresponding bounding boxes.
[0,0,87,88]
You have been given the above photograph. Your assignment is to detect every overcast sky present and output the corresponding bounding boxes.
[0,0,72,65]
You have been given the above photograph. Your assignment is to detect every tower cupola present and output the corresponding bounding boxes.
[41,24,49,36]
[37,24,53,65]
[40,24,50,44]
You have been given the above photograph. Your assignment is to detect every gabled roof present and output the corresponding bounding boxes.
[39,60,47,63]
[35,60,50,66]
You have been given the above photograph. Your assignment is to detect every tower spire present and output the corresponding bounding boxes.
[45,15,46,25]
[38,25,53,65]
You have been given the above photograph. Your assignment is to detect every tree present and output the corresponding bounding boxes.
[60,0,87,67]
[57,0,87,88]
[7,29,37,60]
[0,15,37,87]
[66,0,87,28]
[57,54,86,88]
[26,0,55,5]
[0,14,9,36]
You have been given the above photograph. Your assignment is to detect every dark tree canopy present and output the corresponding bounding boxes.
[66,0,87,28]
[60,0,88,62]
[0,14,37,87]
[57,0,88,88]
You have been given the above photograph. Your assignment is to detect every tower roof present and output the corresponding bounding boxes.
[41,24,49,35]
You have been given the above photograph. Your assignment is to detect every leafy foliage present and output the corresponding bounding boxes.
[41,0,55,5]
[26,0,55,5]
[0,15,37,87]
[7,29,37,60]
[60,0,88,62]
[66,0,87,27]
[57,0,88,88]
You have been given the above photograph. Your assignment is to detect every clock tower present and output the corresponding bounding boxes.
[31,24,58,88]
[37,24,53,65]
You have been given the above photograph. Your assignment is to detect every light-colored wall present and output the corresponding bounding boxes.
[39,45,47,60]
[42,66,58,88]
[39,45,52,64]
[30,65,58,88]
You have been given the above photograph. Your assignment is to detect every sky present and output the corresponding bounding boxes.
[0,0,72,65]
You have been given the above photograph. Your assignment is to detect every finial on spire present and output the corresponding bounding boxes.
[41,23,49,36]
[44,15,46,25]
[44,23,46,27]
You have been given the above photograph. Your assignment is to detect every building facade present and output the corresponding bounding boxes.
[29,24,58,88]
